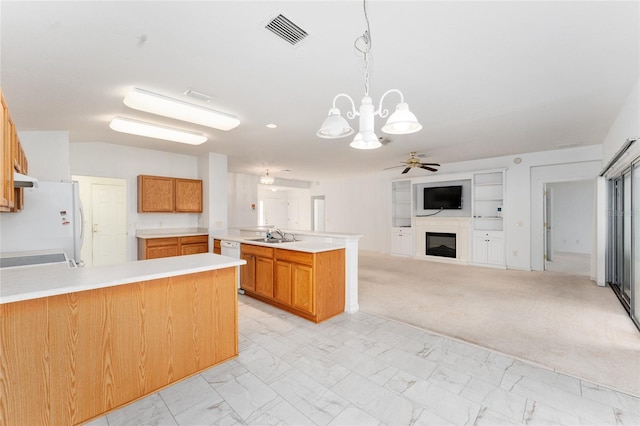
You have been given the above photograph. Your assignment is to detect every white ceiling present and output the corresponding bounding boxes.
[1,1,638,182]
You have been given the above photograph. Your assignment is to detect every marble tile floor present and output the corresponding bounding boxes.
[87,295,640,426]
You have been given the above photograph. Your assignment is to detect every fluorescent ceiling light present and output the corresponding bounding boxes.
[124,88,240,131]
[109,117,207,145]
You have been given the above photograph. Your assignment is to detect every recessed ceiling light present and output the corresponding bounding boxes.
[124,88,240,131]
[109,117,207,145]
[266,123,278,129]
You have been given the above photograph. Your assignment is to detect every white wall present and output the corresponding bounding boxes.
[603,77,640,163]
[310,174,387,251]
[70,142,201,260]
[227,172,259,229]
[199,152,228,236]
[295,145,602,269]
[19,131,70,181]
[549,181,594,254]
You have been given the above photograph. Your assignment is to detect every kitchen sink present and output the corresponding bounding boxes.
[245,237,295,244]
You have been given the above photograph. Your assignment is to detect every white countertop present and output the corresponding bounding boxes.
[0,253,244,305]
[214,235,346,253]
[135,228,209,239]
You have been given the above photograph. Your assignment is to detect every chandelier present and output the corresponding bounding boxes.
[316,0,422,149]
[260,169,274,185]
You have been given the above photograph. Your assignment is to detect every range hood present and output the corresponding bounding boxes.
[14,172,38,188]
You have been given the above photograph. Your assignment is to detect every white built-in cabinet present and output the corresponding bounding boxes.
[391,180,413,256]
[391,227,414,256]
[472,170,505,267]
[472,230,505,266]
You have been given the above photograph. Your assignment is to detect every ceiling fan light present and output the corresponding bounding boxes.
[109,117,207,145]
[350,131,382,150]
[381,102,422,135]
[316,108,354,138]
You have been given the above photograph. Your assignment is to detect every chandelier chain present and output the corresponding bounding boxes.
[354,0,372,96]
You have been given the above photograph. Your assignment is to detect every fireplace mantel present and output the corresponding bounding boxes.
[415,217,471,263]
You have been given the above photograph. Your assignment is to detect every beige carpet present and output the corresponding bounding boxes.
[358,251,640,397]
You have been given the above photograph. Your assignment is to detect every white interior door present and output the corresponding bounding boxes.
[91,183,127,266]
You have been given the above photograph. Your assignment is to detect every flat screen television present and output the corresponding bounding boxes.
[423,185,463,210]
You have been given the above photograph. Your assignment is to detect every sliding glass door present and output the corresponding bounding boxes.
[633,163,640,325]
[608,164,640,328]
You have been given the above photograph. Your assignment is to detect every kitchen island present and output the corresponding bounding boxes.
[214,228,362,319]
[0,253,243,425]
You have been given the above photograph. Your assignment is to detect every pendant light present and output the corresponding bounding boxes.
[317,0,422,149]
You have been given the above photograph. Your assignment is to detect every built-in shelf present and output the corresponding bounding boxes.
[392,180,411,228]
[473,171,504,232]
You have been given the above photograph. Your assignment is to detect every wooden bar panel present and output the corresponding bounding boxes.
[0,298,50,426]
[0,268,238,425]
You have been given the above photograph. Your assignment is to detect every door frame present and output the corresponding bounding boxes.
[72,175,127,267]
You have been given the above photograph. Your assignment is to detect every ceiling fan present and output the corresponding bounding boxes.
[386,152,440,174]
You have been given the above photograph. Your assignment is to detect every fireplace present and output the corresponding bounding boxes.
[426,232,456,258]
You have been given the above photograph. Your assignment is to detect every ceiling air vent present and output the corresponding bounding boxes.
[265,14,308,46]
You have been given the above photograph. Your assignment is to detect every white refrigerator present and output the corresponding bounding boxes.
[0,181,84,263]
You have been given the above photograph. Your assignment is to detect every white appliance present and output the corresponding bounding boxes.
[0,181,84,265]
[220,240,242,294]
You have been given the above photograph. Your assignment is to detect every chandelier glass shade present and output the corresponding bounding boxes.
[260,169,274,185]
[317,0,422,149]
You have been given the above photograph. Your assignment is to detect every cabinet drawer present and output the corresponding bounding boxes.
[147,245,180,259]
[181,243,208,255]
[473,230,503,239]
[241,244,274,258]
[180,235,208,245]
[145,237,179,247]
[275,249,313,265]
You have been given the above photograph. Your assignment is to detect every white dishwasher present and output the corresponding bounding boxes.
[220,240,243,294]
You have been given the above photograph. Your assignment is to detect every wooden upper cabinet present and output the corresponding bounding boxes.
[1,90,20,213]
[0,91,9,212]
[138,175,203,213]
[175,178,203,213]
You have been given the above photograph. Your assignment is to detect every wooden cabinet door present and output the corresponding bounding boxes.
[175,178,202,213]
[138,175,175,212]
[255,257,274,298]
[274,260,292,304]
[240,253,256,292]
[291,263,314,314]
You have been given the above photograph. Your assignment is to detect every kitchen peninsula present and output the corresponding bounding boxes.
[214,227,362,319]
[0,253,243,425]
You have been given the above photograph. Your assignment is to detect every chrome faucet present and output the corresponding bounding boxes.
[271,227,285,240]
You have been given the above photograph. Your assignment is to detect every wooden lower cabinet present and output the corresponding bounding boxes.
[0,268,238,426]
[213,239,221,255]
[241,245,345,323]
[138,235,208,260]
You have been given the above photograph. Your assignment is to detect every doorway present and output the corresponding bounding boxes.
[312,196,325,232]
[73,175,127,267]
[543,180,594,276]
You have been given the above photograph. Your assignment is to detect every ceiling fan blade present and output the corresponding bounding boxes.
[383,165,405,170]
[401,167,411,174]
[421,166,438,172]
[420,163,441,167]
